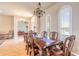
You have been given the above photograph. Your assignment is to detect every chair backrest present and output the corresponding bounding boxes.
[27,32,34,45]
[63,35,75,56]
[63,37,71,56]
[49,32,58,41]
[41,31,47,38]
[28,33,35,56]
[24,33,28,43]
[69,35,75,54]
[24,33,34,47]
[24,32,35,56]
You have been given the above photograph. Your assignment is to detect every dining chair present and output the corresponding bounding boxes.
[26,33,34,56]
[41,31,47,38]
[49,32,59,41]
[24,33,28,42]
[49,35,75,56]
[24,33,29,55]
[68,35,75,55]
[27,32,41,56]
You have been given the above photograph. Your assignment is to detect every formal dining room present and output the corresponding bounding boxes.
[0,2,79,56]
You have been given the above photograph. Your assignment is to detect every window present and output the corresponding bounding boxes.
[46,14,51,35]
[18,21,28,33]
[59,5,72,41]
[46,14,51,32]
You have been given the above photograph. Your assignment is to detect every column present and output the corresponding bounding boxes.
[14,16,18,40]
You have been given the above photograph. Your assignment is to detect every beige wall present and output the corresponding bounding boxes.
[0,14,14,34]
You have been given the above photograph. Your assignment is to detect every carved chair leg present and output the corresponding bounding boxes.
[30,48,34,56]
[39,50,43,56]
[27,47,31,56]
[25,45,29,55]
[39,49,46,56]
[46,48,50,56]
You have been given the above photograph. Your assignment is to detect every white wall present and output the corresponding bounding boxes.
[71,3,79,55]
[0,14,14,34]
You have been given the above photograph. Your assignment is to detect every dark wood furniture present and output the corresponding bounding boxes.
[0,31,14,39]
[33,38,46,56]
[34,38,61,56]
[49,35,75,56]
[68,35,75,55]
[49,32,58,41]
[24,33,29,55]
[18,31,26,36]
[24,32,75,56]
[24,33,40,56]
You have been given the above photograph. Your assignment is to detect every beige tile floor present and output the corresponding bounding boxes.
[0,37,27,56]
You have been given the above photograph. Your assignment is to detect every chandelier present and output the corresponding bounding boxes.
[34,2,45,18]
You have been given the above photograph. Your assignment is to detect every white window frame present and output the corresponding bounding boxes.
[58,5,72,40]
[45,14,51,32]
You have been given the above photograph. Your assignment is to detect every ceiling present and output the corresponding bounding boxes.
[0,2,56,17]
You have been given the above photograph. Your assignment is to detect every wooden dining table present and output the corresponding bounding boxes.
[33,37,61,56]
